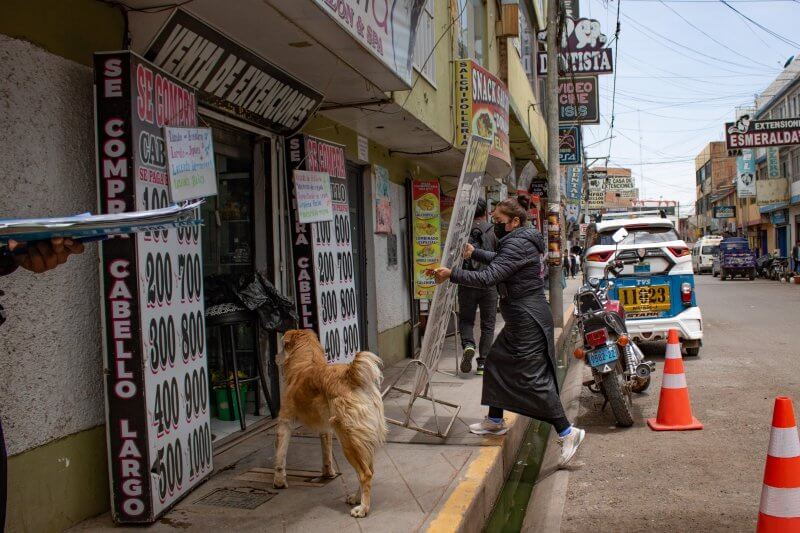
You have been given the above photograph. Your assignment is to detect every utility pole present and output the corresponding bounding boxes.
[546,0,563,326]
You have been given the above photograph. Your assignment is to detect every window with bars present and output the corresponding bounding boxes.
[412,0,436,84]
[791,148,800,183]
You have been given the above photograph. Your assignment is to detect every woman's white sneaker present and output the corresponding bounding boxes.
[557,427,585,466]
[469,418,508,435]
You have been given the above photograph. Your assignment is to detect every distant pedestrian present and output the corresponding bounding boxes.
[432,198,585,466]
[457,198,498,375]
[792,240,800,274]
[572,253,581,278]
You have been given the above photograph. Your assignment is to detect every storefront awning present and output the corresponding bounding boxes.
[126,0,394,118]
[760,202,789,214]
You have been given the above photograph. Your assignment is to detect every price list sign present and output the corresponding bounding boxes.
[94,52,212,524]
[287,135,360,363]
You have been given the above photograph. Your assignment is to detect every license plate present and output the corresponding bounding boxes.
[587,344,619,367]
[619,285,671,313]
[634,263,651,273]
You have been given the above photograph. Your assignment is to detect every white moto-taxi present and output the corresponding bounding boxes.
[583,211,703,356]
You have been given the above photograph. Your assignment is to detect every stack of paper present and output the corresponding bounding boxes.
[0,201,203,244]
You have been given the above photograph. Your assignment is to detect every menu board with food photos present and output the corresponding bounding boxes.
[412,181,442,299]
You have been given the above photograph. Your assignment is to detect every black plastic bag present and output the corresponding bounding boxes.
[204,271,298,332]
[235,271,298,332]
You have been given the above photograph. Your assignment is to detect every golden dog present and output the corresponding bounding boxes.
[273,329,387,518]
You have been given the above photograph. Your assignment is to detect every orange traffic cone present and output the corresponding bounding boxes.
[757,397,800,532]
[646,329,703,431]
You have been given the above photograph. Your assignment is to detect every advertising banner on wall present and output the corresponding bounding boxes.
[755,146,790,205]
[558,76,599,124]
[538,17,613,75]
[725,116,800,150]
[587,172,606,209]
[286,135,361,363]
[736,149,756,198]
[94,51,211,524]
[412,181,442,299]
[558,125,582,165]
[713,205,736,219]
[311,0,426,86]
[605,174,634,191]
[455,59,510,165]
[145,9,323,135]
[414,135,492,395]
[564,166,583,201]
[373,165,393,234]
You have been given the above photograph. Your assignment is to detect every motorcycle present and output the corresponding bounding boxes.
[572,227,656,427]
[755,254,774,279]
[772,257,791,282]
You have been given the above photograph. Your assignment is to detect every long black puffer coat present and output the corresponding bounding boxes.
[450,226,566,421]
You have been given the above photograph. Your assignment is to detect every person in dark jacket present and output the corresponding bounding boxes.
[0,237,84,531]
[432,199,585,466]
[458,198,498,375]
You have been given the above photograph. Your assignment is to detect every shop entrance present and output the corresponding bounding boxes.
[201,120,278,444]
[346,162,370,349]
[777,226,789,257]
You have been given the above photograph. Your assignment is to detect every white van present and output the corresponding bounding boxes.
[692,236,722,274]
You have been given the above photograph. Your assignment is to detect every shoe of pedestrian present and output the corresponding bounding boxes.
[469,418,508,436]
[557,427,585,466]
[475,362,484,375]
[460,345,475,374]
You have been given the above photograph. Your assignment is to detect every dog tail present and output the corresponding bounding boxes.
[346,351,383,389]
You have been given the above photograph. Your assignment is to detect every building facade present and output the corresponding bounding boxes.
[0,0,550,530]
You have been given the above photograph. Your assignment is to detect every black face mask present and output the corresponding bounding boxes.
[494,222,510,239]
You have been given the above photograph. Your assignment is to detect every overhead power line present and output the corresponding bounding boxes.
[621,13,780,73]
[719,0,800,48]
[656,0,782,69]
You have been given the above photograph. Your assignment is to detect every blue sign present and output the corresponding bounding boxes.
[565,166,583,201]
[771,210,788,225]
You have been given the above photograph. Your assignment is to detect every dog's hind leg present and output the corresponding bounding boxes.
[320,431,336,478]
[340,440,374,518]
[273,418,292,489]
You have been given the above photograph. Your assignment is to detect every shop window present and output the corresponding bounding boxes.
[413,0,436,84]
[458,0,487,66]
[791,147,800,183]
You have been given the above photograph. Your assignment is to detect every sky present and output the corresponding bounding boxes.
[578,0,800,215]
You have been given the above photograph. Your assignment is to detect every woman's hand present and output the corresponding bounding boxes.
[427,267,451,284]
[462,243,475,259]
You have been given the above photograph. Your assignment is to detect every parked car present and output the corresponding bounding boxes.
[584,212,702,356]
[711,238,756,280]
[692,235,722,275]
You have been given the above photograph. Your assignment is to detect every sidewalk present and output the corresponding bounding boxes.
[72,290,578,533]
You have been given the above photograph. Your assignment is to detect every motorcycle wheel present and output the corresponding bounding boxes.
[600,370,634,427]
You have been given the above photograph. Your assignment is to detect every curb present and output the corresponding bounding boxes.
[424,305,576,533]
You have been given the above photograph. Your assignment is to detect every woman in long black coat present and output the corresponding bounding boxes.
[433,198,585,466]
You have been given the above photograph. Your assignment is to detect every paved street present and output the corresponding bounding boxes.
[561,274,800,532]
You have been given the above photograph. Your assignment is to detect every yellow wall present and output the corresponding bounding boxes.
[0,0,122,66]
[507,44,548,167]
[391,0,457,145]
